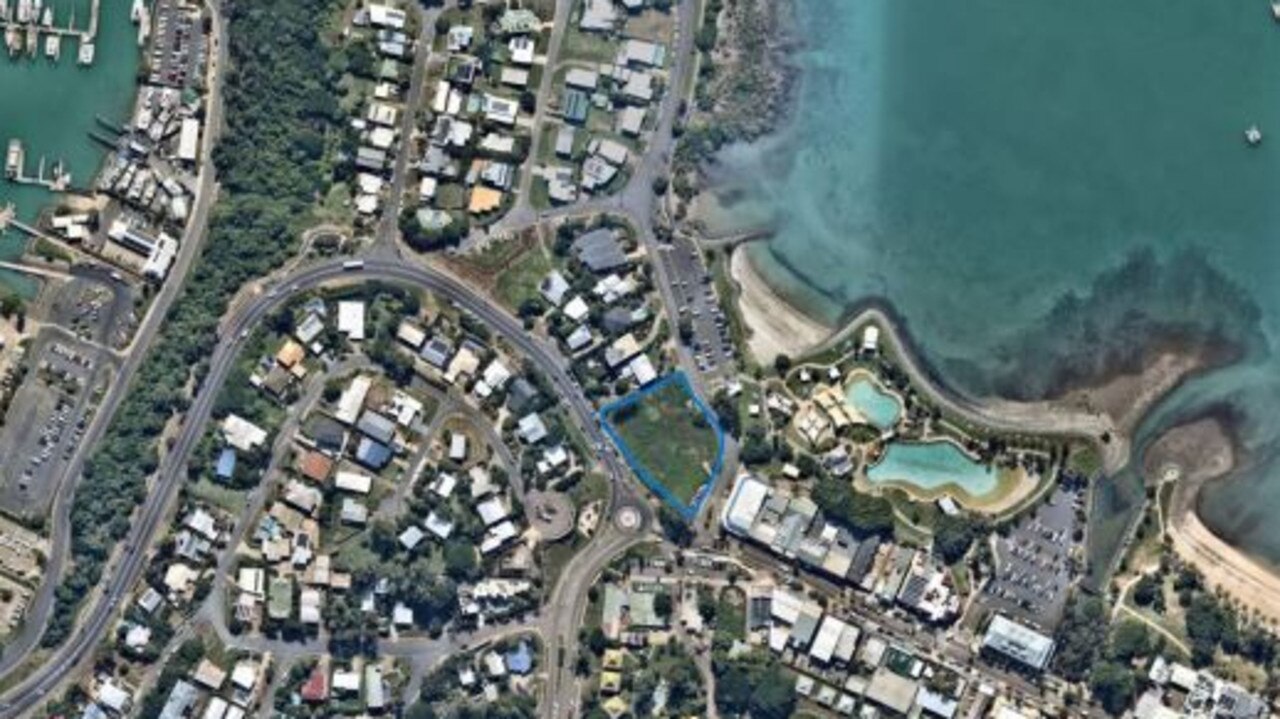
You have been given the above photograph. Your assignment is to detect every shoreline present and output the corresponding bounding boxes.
[728,246,831,361]
[1148,416,1280,624]
[729,244,1130,472]
[722,217,1280,640]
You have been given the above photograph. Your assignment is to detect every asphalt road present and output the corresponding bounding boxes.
[0,0,229,695]
[0,251,651,716]
[373,5,441,250]
[527,2,728,716]
[0,1,718,713]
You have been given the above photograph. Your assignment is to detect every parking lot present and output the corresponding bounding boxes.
[0,333,108,518]
[149,0,208,88]
[659,235,735,377]
[979,486,1085,631]
[46,273,138,350]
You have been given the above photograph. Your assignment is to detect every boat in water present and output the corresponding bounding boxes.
[77,36,93,65]
[44,32,57,59]
[1246,125,1264,146]
[6,140,24,180]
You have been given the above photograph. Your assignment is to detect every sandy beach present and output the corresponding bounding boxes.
[1141,417,1280,625]
[728,240,1280,617]
[1170,513,1280,626]
[728,246,1130,468]
[729,248,831,362]
[725,244,1240,478]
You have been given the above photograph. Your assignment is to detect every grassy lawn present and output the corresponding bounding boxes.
[715,586,746,642]
[735,379,768,434]
[536,122,563,164]
[491,241,554,312]
[606,379,721,508]
[569,471,610,507]
[313,182,354,229]
[585,107,614,135]
[540,538,583,597]
[1067,443,1103,477]
[530,176,553,211]
[187,478,250,515]
[1117,568,1189,643]
[624,8,675,45]
[436,183,468,211]
[709,250,753,371]
[560,27,619,64]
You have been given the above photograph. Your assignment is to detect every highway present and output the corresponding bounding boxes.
[0,0,230,696]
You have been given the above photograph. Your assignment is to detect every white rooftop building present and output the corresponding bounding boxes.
[337,301,366,341]
[222,414,267,452]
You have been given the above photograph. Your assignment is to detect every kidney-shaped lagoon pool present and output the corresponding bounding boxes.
[867,439,997,498]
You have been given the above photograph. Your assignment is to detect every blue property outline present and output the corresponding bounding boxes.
[598,371,726,521]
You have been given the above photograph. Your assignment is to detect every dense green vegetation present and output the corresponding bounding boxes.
[713,650,795,719]
[811,476,895,538]
[44,0,345,646]
[1053,595,1109,682]
[932,513,986,564]
[0,289,24,320]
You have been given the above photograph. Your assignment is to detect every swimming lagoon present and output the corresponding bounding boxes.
[867,440,997,499]
[844,372,902,430]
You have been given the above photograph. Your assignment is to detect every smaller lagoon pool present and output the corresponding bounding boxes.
[844,374,903,429]
[867,440,997,497]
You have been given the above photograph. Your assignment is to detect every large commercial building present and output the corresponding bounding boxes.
[981,614,1055,672]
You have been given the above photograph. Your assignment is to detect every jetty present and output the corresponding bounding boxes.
[0,260,71,280]
[4,142,72,191]
[10,155,70,191]
[0,202,51,240]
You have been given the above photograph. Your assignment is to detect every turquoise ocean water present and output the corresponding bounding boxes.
[704,1,1280,563]
[0,0,140,297]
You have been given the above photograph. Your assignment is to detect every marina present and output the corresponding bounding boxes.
[1,0,98,64]
[0,0,143,298]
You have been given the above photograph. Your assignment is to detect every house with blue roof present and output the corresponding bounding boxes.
[215,448,237,481]
[355,436,393,470]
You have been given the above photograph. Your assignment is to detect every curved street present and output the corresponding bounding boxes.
[0,253,659,716]
[0,0,723,715]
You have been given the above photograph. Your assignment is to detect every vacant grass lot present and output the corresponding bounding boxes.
[495,242,555,310]
[607,379,720,507]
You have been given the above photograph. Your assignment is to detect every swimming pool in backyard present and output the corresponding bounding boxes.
[867,439,997,497]
[844,373,903,429]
